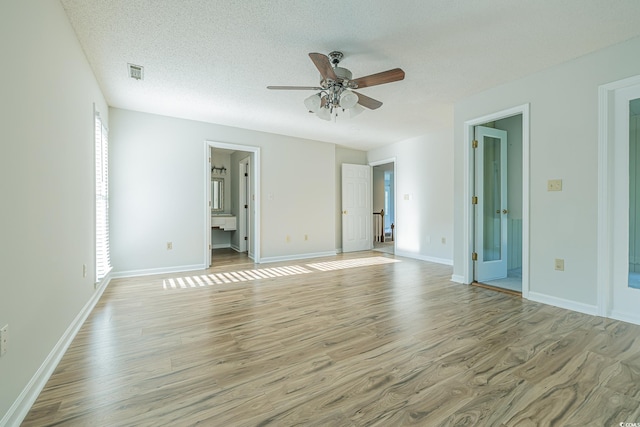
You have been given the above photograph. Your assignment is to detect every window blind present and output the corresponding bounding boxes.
[95,112,111,282]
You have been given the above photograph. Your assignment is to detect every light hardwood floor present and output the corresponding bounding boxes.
[23,250,640,426]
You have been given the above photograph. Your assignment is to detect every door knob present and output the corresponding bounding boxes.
[502,209,509,214]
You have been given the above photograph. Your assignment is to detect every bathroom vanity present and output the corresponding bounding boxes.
[211,214,236,231]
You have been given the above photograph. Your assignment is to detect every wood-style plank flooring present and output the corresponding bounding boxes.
[23,250,640,426]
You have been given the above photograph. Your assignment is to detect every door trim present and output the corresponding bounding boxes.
[462,104,530,298]
[597,74,640,322]
[238,156,250,254]
[204,141,261,264]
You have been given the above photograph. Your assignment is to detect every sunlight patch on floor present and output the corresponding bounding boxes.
[306,256,401,271]
[163,256,401,290]
[163,265,312,289]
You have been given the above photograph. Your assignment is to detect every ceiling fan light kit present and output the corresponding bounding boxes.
[304,93,322,113]
[268,51,405,121]
[317,106,332,121]
[340,90,359,109]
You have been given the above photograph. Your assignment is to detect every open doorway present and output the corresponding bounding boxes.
[463,104,529,298]
[472,116,523,293]
[598,77,640,325]
[371,160,396,255]
[205,141,260,267]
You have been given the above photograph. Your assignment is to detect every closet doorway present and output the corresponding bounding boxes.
[462,104,530,297]
[472,116,523,293]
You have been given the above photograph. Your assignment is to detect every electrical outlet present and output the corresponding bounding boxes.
[82,264,87,278]
[441,237,446,244]
[555,258,565,271]
[304,234,308,241]
[0,324,8,357]
[167,242,173,250]
[286,235,291,243]
[547,179,563,191]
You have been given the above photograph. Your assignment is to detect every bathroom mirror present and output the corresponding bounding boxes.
[212,177,224,212]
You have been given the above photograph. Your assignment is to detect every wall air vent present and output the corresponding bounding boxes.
[128,63,144,80]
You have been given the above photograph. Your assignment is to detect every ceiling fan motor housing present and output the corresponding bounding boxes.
[333,67,352,81]
[321,66,352,88]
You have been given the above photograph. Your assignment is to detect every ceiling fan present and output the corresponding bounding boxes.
[267,51,405,120]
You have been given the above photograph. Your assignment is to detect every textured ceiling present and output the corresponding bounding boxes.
[60,0,640,151]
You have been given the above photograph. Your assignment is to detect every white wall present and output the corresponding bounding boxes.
[109,108,337,273]
[453,35,640,308]
[0,1,108,423]
[368,130,454,264]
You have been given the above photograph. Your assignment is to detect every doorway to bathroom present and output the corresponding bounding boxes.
[205,141,260,267]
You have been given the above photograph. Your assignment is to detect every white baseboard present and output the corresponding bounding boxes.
[527,291,598,316]
[450,274,466,284]
[212,243,231,249]
[1,273,112,427]
[609,309,640,326]
[260,251,337,264]
[111,264,206,279]
[394,250,454,266]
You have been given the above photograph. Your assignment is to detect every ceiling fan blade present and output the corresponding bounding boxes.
[267,86,322,90]
[351,68,405,89]
[309,53,338,81]
[354,91,383,110]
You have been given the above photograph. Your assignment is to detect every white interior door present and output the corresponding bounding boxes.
[342,163,372,253]
[611,86,640,323]
[475,126,508,282]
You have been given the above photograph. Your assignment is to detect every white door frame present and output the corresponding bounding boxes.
[462,104,530,298]
[238,156,250,254]
[204,141,260,265]
[370,157,397,253]
[597,74,640,322]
